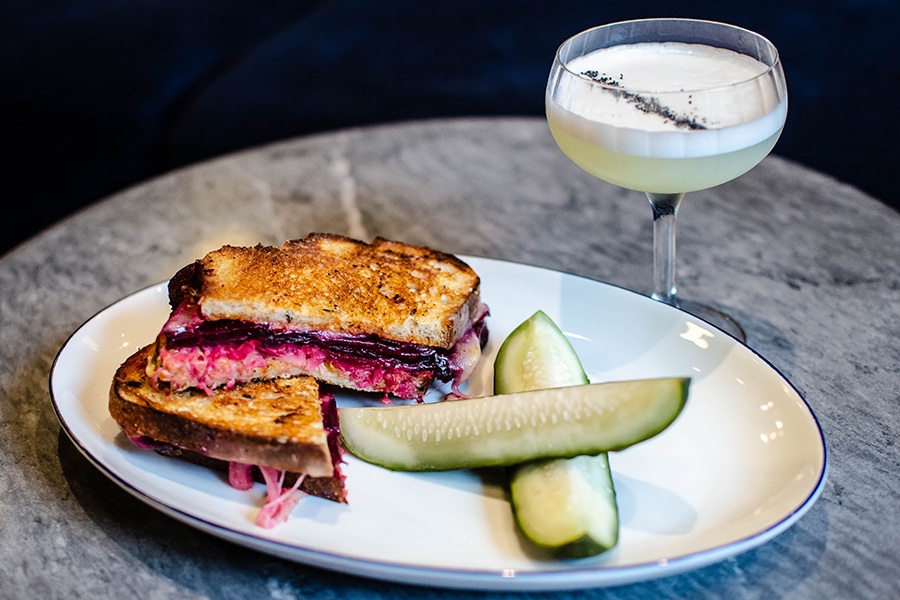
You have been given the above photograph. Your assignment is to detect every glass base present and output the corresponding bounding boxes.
[673,299,747,342]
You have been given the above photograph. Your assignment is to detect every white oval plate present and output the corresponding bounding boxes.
[50,256,827,591]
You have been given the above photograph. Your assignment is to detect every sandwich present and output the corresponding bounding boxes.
[110,344,346,527]
[108,233,488,526]
[149,233,489,401]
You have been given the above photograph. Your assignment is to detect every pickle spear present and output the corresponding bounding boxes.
[339,375,688,472]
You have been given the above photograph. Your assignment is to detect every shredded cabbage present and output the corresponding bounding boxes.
[255,466,307,528]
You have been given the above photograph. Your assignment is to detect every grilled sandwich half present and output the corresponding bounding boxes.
[149,233,489,400]
[110,343,346,526]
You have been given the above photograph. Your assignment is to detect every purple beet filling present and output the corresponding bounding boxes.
[165,312,489,382]
[318,390,344,473]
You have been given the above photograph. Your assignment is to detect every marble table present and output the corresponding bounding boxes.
[1,117,897,599]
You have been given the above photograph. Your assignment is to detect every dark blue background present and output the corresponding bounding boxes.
[3,1,896,256]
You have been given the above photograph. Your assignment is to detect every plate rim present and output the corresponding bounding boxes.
[49,254,829,591]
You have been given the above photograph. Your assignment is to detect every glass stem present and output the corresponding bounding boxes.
[647,192,685,306]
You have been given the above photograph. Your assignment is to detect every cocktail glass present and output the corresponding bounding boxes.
[546,19,787,341]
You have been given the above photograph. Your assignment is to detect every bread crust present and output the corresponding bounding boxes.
[168,233,481,349]
[110,345,339,480]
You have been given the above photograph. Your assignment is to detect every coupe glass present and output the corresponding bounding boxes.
[546,19,787,340]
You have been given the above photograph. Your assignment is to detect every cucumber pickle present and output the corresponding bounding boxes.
[339,374,687,471]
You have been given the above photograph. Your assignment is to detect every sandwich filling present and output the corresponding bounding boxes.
[151,299,490,400]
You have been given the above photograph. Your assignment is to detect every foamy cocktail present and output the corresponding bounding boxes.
[546,20,787,340]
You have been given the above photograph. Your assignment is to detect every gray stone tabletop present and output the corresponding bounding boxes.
[1,117,898,599]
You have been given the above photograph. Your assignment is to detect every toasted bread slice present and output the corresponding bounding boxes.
[168,233,481,349]
[110,344,346,502]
